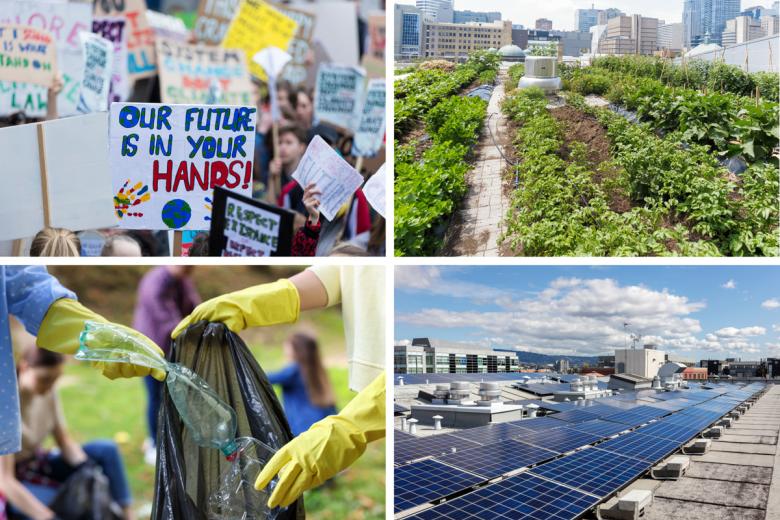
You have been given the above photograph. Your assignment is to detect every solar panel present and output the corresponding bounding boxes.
[662,412,715,431]
[449,422,527,445]
[395,430,416,443]
[515,426,602,454]
[569,419,629,438]
[548,408,604,423]
[594,432,680,463]
[395,434,482,465]
[435,438,558,479]
[403,472,601,520]
[508,416,571,432]
[394,459,484,512]
[519,383,571,396]
[530,447,649,497]
[602,405,667,426]
[634,420,700,443]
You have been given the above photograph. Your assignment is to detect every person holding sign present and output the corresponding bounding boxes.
[171,265,384,510]
[291,183,322,256]
[268,125,308,210]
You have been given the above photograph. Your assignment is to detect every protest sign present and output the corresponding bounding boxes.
[253,46,290,121]
[77,32,112,113]
[0,25,57,86]
[291,135,363,221]
[362,163,385,218]
[0,113,115,241]
[209,187,294,256]
[361,12,385,78]
[146,10,188,42]
[93,0,156,79]
[352,78,385,157]
[156,38,253,106]
[92,17,129,104]
[313,63,365,132]
[193,0,239,46]
[0,0,92,118]
[222,0,297,82]
[274,3,315,85]
[108,103,257,231]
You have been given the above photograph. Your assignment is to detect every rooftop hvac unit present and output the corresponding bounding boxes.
[518,56,562,93]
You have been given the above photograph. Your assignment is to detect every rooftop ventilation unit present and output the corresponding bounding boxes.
[518,56,562,93]
[477,382,501,406]
[448,381,471,404]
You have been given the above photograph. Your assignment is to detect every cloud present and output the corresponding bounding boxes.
[712,326,766,337]
[395,265,512,304]
[722,279,736,289]
[762,298,780,309]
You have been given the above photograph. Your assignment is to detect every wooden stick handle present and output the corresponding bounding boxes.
[173,230,182,257]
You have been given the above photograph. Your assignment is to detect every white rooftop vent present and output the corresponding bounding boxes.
[518,56,562,93]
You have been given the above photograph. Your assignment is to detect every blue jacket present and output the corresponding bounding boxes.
[267,363,337,436]
[0,266,74,455]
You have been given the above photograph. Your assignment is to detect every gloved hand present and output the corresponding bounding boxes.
[37,298,166,381]
[254,372,385,508]
[171,279,300,338]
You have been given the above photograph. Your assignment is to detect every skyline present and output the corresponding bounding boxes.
[395,266,780,362]
[397,0,770,32]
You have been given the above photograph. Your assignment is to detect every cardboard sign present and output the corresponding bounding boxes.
[209,186,294,256]
[353,78,385,157]
[291,135,363,221]
[146,10,188,42]
[0,0,92,118]
[92,17,129,104]
[193,0,240,46]
[313,63,365,132]
[0,113,115,241]
[362,163,385,218]
[77,32,112,113]
[109,103,257,231]
[93,0,156,79]
[0,25,57,86]
[222,0,297,82]
[274,3,315,85]
[156,38,252,106]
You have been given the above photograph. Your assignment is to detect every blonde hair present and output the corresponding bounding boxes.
[30,227,81,257]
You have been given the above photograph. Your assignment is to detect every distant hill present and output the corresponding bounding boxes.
[497,350,601,367]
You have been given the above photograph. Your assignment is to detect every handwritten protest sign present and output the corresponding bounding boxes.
[362,163,385,218]
[292,135,363,221]
[313,63,365,132]
[77,32,112,113]
[156,38,253,106]
[222,0,297,82]
[109,103,257,231]
[93,0,156,79]
[0,0,92,117]
[0,113,115,241]
[209,187,294,256]
[274,4,315,85]
[194,0,239,46]
[92,17,129,104]
[353,78,385,157]
[0,25,57,86]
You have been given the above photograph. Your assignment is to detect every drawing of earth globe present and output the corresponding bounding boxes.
[162,199,192,229]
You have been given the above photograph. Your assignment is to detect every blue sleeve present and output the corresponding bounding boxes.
[267,364,298,387]
[5,266,76,337]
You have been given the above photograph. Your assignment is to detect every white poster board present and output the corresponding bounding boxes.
[223,197,282,256]
[352,78,385,157]
[109,103,257,231]
[77,32,113,114]
[92,17,129,104]
[313,63,365,131]
[362,163,385,218]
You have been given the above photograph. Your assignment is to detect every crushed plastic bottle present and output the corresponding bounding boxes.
[77,321,282,518]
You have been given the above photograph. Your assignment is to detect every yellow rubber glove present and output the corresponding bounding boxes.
[255,372,385,508]
[37,299,166,381]
[171,279,300,339]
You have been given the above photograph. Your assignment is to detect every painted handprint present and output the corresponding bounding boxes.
[203,196,213,222]
[114,180,150,219]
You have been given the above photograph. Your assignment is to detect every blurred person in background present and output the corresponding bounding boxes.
[267,332,337,436]
[292,87,314,130]
[101,235,143,257]
[132,267,200,465]
[271,125,309,213]
[29,228,81,257]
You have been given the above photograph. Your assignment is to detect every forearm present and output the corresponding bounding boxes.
[0,473,55,520]
[289,270,328,311]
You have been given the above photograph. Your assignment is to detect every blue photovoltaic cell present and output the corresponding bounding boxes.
[594,432,680,463]
[449,422,527,445]
[570,419,629,438]
[635,420,700,443]
[520,383,571,396]
[515,426,602,454]
[663,412,715,431]
[395,430,416,443]
[395,434,481,465]
[404,472,601,520]
[394,459,484,512]
[602,405,667,426]
[530,448,649,497]
[435,438,558,479]
[548,408,604,423]
[507,416,570,432]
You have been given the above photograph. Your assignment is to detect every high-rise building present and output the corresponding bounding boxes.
[684,0,741,46]
[683,0,704,47]
[600,14,658,55]
[722,15,765,45]
[395,4,424,59]
[597,8,625,25]
[421,20,512,59]
[550,30,592,56]
[658,22,685,51]
[742,5,768,19]
[575,7,601,33]
[453,10,501,24]
[536,18,553,31]
[416,0,454,23]
[762,14,780,35]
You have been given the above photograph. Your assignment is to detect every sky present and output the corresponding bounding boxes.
[397,1,768,31]
[395,266,780,361]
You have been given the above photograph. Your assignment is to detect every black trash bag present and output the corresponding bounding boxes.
[152,322,303,520]
[49,463,123,520]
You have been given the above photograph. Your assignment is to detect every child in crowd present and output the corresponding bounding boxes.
[101,234,143,256]
[293,88,314,130]
[29,228,81,257]
[270,125,309,211]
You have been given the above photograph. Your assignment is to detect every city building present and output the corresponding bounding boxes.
[597,355,615,368]
[551,30,592,55]
[600,14,658,55]
[769,358,780,377]
[421,19,512,58]
[394,338,521,374]
[722,15,765,45]
[761,14,780,35]
[742,5,769,19]
[598,8,625,25]
[684,0,741,46]
[536,18,553,31]
[576,7,602,33]
[702,359,722,375]
[658,22,685,52]
[512,27,529,48]
[395,4,424,59]
[727,360,762,377]
[416,0,454,23]
[681,367,709,380]
[554,359,570,373]
[453,10,501,24]
[614,345,665,378]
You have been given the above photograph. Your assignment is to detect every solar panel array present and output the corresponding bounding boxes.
[395,382,766,518]
[394,372,570,385]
